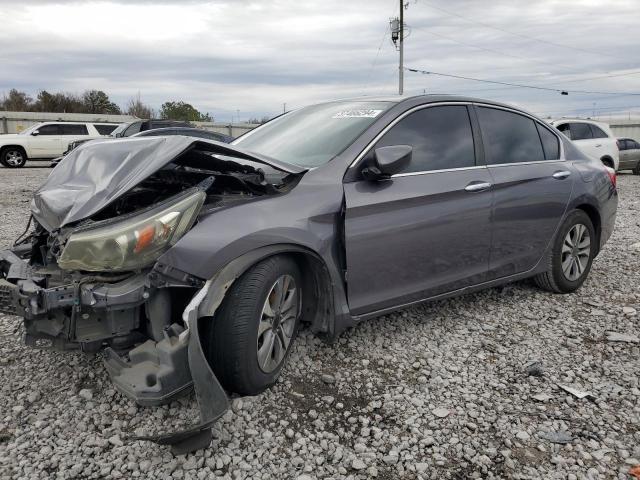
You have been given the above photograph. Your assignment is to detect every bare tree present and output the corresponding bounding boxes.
[126,93,154,119]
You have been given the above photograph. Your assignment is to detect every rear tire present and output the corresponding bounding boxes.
[202,255,302,395]
[633,163,640,175]
[534,210,596,293]
[0,147,27,168]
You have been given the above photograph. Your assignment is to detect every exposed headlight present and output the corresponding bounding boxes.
[58,189,206,271]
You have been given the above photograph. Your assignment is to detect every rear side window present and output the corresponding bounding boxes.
[589,125,608,139]
[477,107,544,164]
[37,124,59,135]
[59,124,88,135]
[536,123,560,160]
[569,123,592,140]
[94,124,117,135]
[375,105,476,173]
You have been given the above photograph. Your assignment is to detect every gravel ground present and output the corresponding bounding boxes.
[0,166,639,480]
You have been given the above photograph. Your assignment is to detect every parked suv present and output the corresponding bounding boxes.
[617,138,640,174]
[0,122,116,168]
[549,118,619,170]
[111,119,193,138]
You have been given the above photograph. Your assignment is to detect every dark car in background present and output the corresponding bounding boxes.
[50,124,232,167]
[0,95,617,453]
[111,119,194,138]
[132,127,233,143]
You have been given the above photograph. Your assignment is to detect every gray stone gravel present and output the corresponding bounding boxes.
[1,166,639,479]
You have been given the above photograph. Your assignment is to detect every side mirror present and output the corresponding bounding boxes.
[362,145,412,181]
[31,130,40,136]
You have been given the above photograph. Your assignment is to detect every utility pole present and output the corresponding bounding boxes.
[391,3,405,95]
[399,0,404,95]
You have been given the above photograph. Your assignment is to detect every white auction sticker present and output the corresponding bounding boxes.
[332,109,383,119]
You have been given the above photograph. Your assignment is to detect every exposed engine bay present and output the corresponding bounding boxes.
[0,137,305,454]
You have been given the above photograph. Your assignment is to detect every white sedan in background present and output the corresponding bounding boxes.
[0,122,117,168]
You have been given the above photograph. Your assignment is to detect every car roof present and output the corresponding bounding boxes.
[314,94,536,115]
[550,117,609,126]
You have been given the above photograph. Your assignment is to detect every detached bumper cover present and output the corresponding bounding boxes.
[0,248,230,454]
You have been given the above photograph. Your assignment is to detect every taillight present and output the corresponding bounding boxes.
[606,167,616,188]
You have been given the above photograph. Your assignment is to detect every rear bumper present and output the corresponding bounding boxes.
[0,248,229,454]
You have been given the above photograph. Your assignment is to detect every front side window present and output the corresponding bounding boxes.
[233,101,393,167]
[373,105,476,173]
[37,124,59,135]
[590,125,608,139]
[59,124,88,135]
[569,123,593,140]
[477,107,544,164]
[536,123,560,160]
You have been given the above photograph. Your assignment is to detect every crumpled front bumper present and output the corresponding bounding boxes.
[0,248,230,454]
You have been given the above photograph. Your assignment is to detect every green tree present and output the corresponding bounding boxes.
[82,90,121,114]
[34,90,84,113]
[160,101,212,122]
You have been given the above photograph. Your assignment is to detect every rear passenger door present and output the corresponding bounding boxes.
[59,124,90,155]
[344,104,493,315]
[475,106,573,279]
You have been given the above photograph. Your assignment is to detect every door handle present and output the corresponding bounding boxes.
[552,170,571,179]
[464,181,492,192]
[595,144,602,147]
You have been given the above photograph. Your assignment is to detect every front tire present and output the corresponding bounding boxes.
[534,210,596,293]
[0,147,27,168]
[203,255,302,395]
[633,163,640,175]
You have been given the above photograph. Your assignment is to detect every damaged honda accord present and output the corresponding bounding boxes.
[0,95,617,454]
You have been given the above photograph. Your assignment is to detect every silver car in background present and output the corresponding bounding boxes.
[617,138,640,174]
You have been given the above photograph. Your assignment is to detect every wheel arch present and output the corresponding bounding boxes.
[182,244,342,340]
[600,155,614,169]
[574,203,601,255]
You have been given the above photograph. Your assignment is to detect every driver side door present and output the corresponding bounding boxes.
[343,104,493,315]
[29,124,63,158]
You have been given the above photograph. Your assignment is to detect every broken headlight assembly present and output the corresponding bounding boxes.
[58,189,206,272]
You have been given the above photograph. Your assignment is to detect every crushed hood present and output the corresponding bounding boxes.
[31,136,304,232]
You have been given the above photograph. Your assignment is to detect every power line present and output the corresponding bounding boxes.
[416,0,627,61]
[410,24,585,74]
[405,67,640,96]
[437,70,640,95]
[364,23,391,89]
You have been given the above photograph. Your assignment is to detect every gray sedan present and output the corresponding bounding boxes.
[617,137,640,174]
[0,95,618,453]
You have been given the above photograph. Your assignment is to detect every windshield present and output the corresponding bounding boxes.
[110,122,130,137]
[19,123,44,135]
[232,101,393,167]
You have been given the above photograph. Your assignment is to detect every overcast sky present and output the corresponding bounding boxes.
[1,0,639,121]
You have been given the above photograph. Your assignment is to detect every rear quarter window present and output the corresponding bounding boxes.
[536,123,560,160]
[589,125,608,139]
